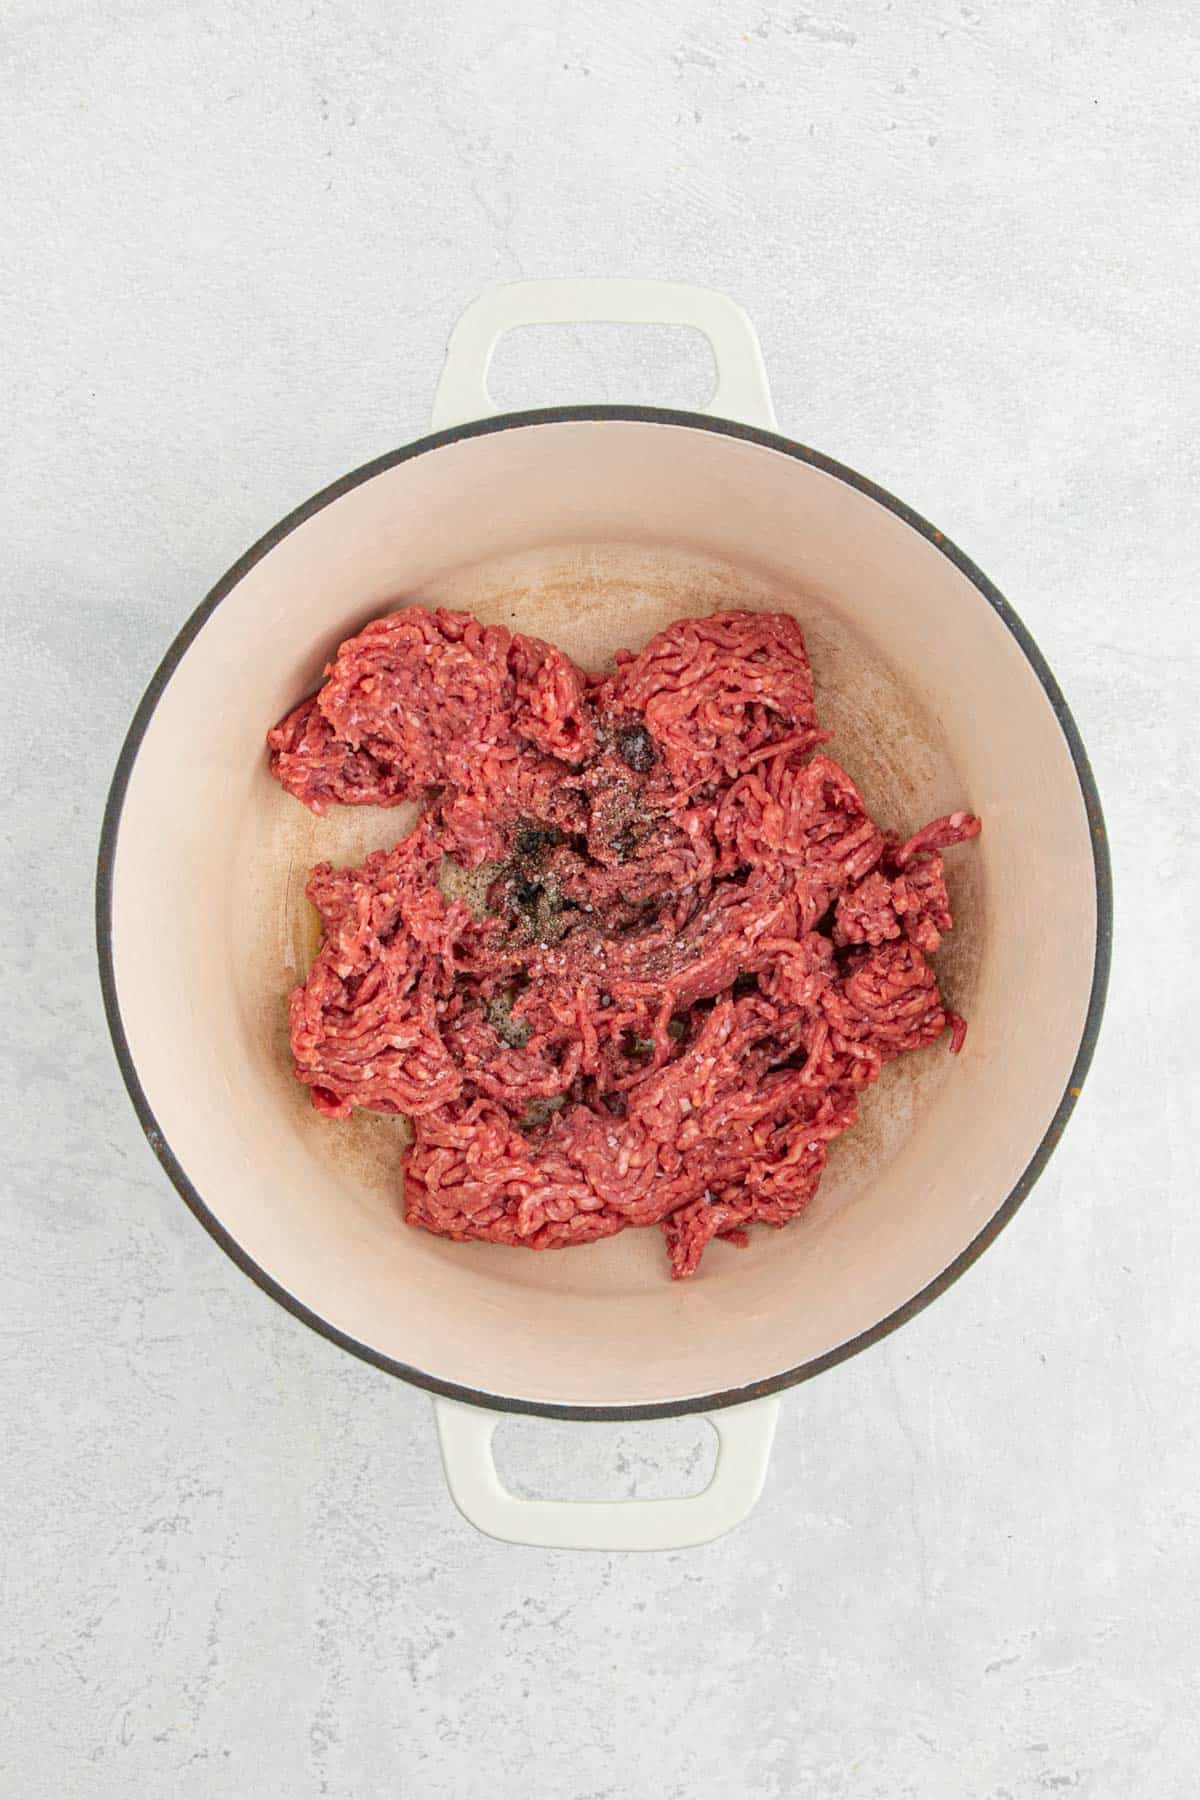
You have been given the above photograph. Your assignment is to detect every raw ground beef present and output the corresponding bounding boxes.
[269,606,980,1278]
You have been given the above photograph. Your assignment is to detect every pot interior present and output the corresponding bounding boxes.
[108,418,1098,1410]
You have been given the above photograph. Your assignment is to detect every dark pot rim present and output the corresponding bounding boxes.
[96,405,1113,1421]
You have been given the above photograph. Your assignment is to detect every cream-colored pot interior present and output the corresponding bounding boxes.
[107,417,1098,1412]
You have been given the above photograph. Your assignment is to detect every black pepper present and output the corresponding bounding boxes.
[615,722,657,773]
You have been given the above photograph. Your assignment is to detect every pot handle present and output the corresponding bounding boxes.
[433,1394,779,1551]
[429,278,778,433]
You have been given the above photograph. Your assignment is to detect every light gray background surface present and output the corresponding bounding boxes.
[3,2,1197,1795]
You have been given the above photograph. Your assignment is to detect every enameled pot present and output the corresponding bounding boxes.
[98,281,1110,1548]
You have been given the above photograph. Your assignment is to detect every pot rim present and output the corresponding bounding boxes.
[95,404,1113,1421]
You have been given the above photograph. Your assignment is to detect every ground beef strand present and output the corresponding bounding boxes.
[270,606,980,1278]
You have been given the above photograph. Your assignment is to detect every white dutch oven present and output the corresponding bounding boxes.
[98,281,1110,1550]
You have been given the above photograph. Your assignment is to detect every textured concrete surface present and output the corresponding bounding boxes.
[3,2,1197,1795]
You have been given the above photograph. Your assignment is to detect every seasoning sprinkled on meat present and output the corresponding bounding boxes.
[615,721,657,774]
[269,605,980,1277]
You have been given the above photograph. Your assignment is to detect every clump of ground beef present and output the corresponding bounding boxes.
[269,606,980,1278]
